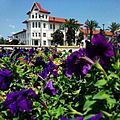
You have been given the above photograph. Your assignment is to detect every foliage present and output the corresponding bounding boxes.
[65,18,80,46]
[0,34,120,120]
[52,30,64,45]
[10,39,19,45]
[77,32,84,45]
[0,37,9,44]
[85,20,99,41]
[108,22,120,34]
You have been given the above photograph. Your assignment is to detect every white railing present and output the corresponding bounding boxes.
[0,45,81,52]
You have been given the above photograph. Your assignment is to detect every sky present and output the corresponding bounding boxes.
[0,0,120,38]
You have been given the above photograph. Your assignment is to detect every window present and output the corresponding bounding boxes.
[43,23,46,28]
[43,33,46,37]
[51,33,53,37]
[32,22,34,28]
[39,33,41,37]
[53,24,55,29]
[32,33,34,37]
[42,15,44,18]
[34,40,38,45]
[36,22,37,28]
[39,14,42,18]
[46,15,47,19]
[32,15,34,19]
[43,40,46,45]
[36,33,37,37]
[34,8,38,11]
[38,22,41,28]
[50,24,52,29]
[35,13,37,18]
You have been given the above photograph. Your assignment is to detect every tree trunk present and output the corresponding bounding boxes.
[90,29,93,42]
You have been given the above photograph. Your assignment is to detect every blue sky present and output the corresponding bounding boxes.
[0,0,120,38]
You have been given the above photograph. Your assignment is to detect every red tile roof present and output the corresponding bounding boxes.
[27,2,50,14]
[104,31,113,36]
[80,28,113,36]
[49,16,66,23]
[35,2,50,13]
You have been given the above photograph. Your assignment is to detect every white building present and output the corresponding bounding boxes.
[13,2,67,46]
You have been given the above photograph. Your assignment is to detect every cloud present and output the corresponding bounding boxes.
[11,32,15,35]
[9,24,15,29]
[0,34,2,38]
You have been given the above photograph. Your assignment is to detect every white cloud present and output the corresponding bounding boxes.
[9,24,15,29]
[11,32,15,35]
[0,34,2,38]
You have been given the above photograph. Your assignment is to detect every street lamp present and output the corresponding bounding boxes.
[102,24,105,31]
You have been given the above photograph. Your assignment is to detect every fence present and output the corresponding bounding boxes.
[0,45,81,52]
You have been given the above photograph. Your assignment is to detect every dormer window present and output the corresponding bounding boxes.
[35,13,37,18]
[34,8,38,11]
[39,14,42,18]
[32,15,34,19]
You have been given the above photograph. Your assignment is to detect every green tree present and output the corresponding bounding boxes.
[52,29,64,45]
[0,37,5,44]
[85,19,99,41]
[65,18,80,46]
[108,22,120,42]
[77,32,84,45]
[108,22,120,34]
[11,39,19,45]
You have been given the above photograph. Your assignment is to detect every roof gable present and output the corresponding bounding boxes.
[27,2,50,14]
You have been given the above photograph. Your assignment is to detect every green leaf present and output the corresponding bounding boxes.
[93,91,109,100]
[107,98,116,109]
[101,110,112,117]
[94,79,107,88]
[83,100,96,111]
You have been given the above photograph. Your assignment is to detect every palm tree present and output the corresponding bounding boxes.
[108,22,120,42]
[108,22,120,34]
[64,18,80,46]
[85,19,99,41]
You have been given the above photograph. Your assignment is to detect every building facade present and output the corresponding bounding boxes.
[13,2,66,46]
[13,2,113,46]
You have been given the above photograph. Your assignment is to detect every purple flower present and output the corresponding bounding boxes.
[87,112,103,120]
[62,48,91,77]
[38,68,48,80]
[34,56,46,67]
[86,34,114,65]
[3,88,38,115]
[0,69,13,91]
[0,53,3,58]
[46,60,58,78]
[43,80,58,96]
[60,116,84,120]
[28,48,35,58]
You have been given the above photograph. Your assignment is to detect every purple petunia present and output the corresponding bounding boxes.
[0,69,13,91]
[87,112,103,120]
[86,34,114,65]
[3,88,38,115]
[60,116,84,120]
[43,80,58,96]
[62,48,91,77]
